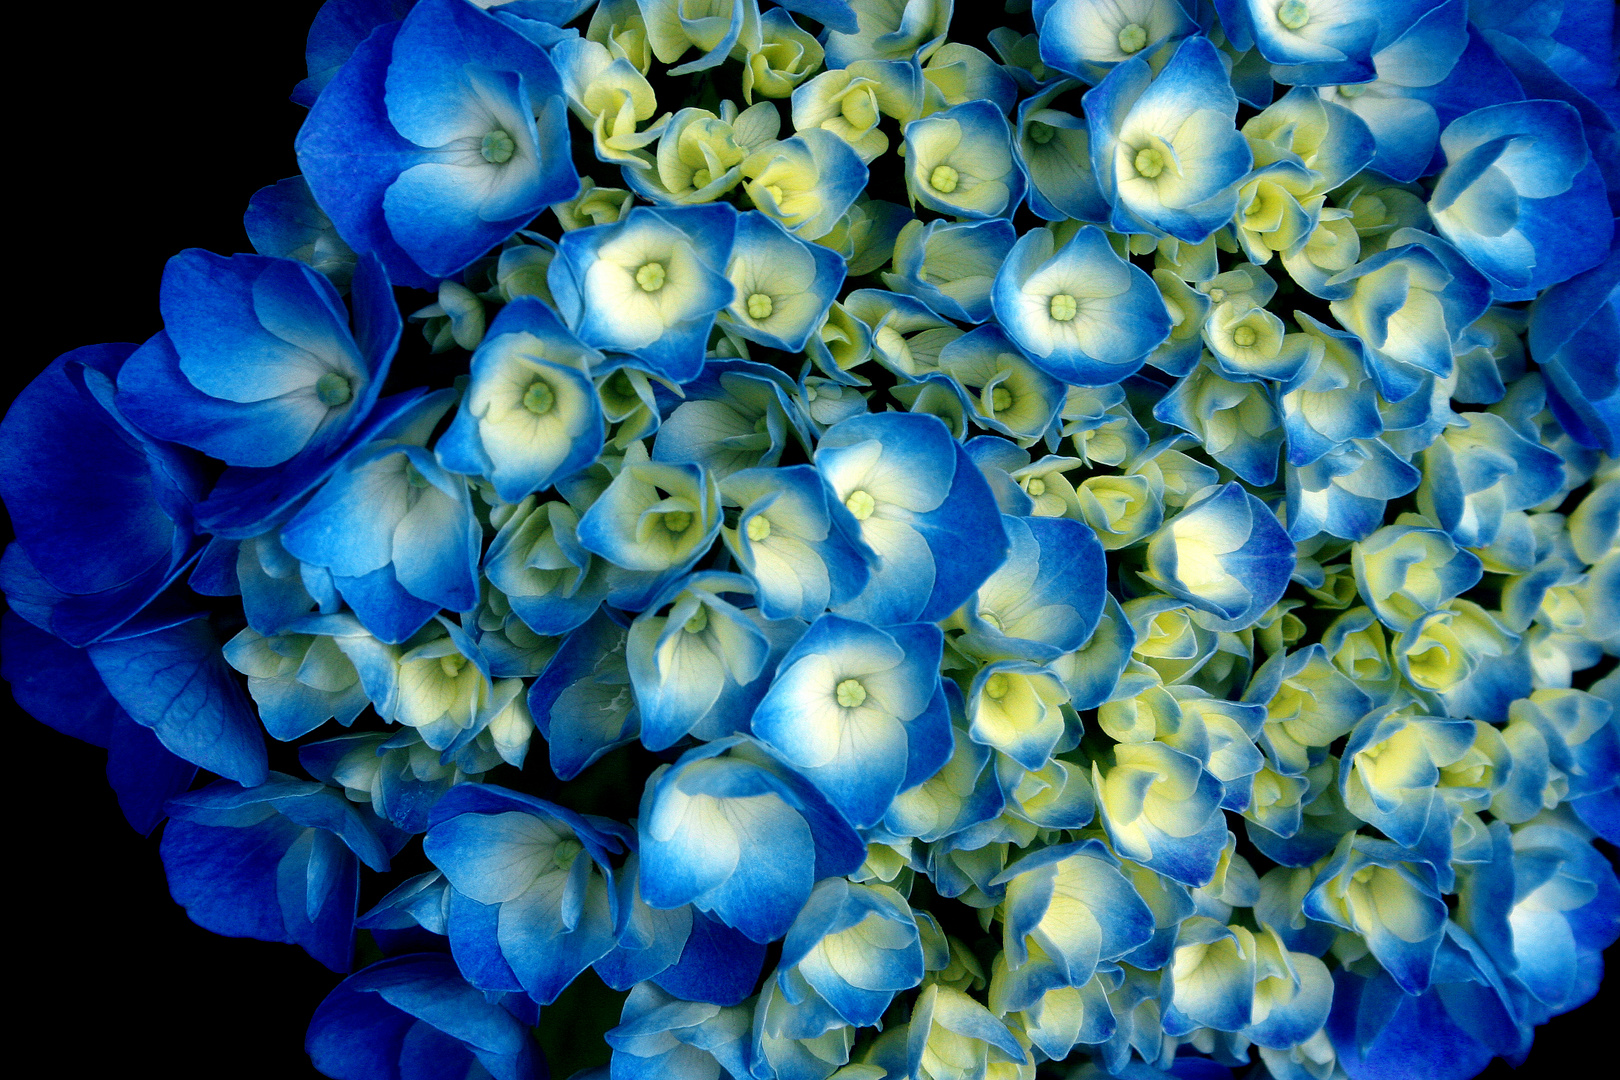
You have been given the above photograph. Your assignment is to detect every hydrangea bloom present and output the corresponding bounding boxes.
[10,1,1620,1078]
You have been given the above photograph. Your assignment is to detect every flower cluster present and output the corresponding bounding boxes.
[4,1,1619,1079]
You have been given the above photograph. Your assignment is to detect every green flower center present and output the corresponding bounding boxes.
[438,654,466,678]
[405,461,432,489]
[635,262,667,292]
[692,168,713,188]
[1118,23,1148,53]
[984,673,1011,700]
[662,509,692,534]
[523,378,556,415]
[929,165,960,193]
[990,386,1013,412]
[684,605,709,634]
[552,838,583,870]
[845,489,876,520]
[1049,293,1078,322]
[315,371,352,407]
[481,129,516,164]
[1027,120,1055,145]
[836,678,868,708]
[1337,82,1370,99]
[1135,146,1166,179]
[1232,325,1258,348]
[1025,478,1046,496]
[747,292,774,320]
[1277,0,1309,29]
[746,514,772,541]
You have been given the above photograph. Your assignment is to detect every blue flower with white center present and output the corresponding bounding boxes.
[652,361,812,482]
[280,391,478,644]
[295,0,578,287]
[935,326,1066,442]
[1284,437,1422,542]
[628,571,802,751]
[991,225,1170,387]
[1035,0,1197,83]
[637,736,866,943]
[574,439,722,611]
[606,981,753,1080]
[1084,34,1253,243]
[484,496,611,638]
[750,970,857,1080]
[1161,916,1258,1034]
[814,411,1008,625]
[906,983,1030,1080]
[742,128,870,241]
[1416,410,1565,549]
[776,878,926,1027]
[751,613,949,828]
[843,288,959,381]
[1304,833,1449,993]
[1326,228,1491,403]
[883,695,1006,842]
[716,211,846,351]
[989,840,1155,1012]
[964,660,1070,772]
[1141,482,1295,633]
[528,609,640,780]
[1340,707,1476,847]
[547,202,736,384]
[422,783,627,1004]
[718,464,874,622]
[884,217,1016,325]
[244,175,358,291]
[161,773,395,972]
[436,297,604,503]
[1430,99,1612,300]
[903,99,1025,220]
[955,514,1107,665]
[223,618,370,742]
[116,249,397,470]
[1202,302,1323,383]
[1093,740,1230,887]
[306,954,543,1080]
[1351,519,1483,632]
[1278,312,1383,466]
[821,0,949,67]
[1225,0,1439,86]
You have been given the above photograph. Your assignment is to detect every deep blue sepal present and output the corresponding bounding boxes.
[648,909,768,1007]
[87,618,269,787]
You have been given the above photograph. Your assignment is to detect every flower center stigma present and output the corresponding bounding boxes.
[1277,0,1309,29]
[929,165,959,193]
[662,509,692,533]
[481,129,516,164]
[1135,146,1166,179]
[845,489,876,520]
[439,654,466,678]
[746,514,772,541]
[1049,293,1078,322]
[553,838,583,870]
[315,371,352,407]
[1118,23,1148,53]
[523,378,556,415]
[984,673,1011,700]
[747,293,774,320]
[684,605,709,634]
[836,678,868,708]
[1027,121,1055,145]
[1233,325,1258,347]
[635,262,667,292]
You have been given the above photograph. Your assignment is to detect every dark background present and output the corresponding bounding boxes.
[7,3,1615,1078]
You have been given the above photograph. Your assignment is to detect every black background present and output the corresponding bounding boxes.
[7,3,1615,1078]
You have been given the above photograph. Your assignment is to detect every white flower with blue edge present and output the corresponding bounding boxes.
[1035,0,1197,82]
[1093,739,1230,887]
[742,128,869,241]
[884,217,1017,325]
[1142,482,1296,632]
[1303,833,1449,993]
[751,613,949,828]
[548,202,737,383]
[436,297,605,503]
[903,99,1025,220]
[814,411,1008,625]
[991,224,1170,387]
[718,464,875,622]
[1084,34,1253,243]
[718,210,847,351]
[777,878,926,1027]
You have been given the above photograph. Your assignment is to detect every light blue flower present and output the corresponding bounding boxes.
[606,981,752,1080]
[1035,0,1197,83]
[295,0,579,286]
[935,325,1067,442]
[718,464,875,622]
[637,736,866,943]
[628,571,799,751]
[1278,312,1383,465]
[280,391,477,644]
[822,0,951,67]
[742,128,870,241]
[751,613,948,828]
[574,439,722,611]
[1227,0,1440,86]
[244,175,358,290]
[1430,99,1613,300]
[1094,740,1230,887]
[776,878,926,1027]
[1304,833,1449,993]
[903,99,1026,220]
[717,211,846,351]
[990,839,1155,1011]
[1284,437,1422,541]
[1340,707,1477,846]
[436,297,604,502]
[1015,81,1112,223]
[528,609,640,780]
[954,514,1107,665]
[1142,483,1296,632]
[549,201,737,383]
[1530,237,1620,455]
[651,359,813,480]
[814,411,1008,625]
[884,217,1016,324]
[1416,410,1566,549]
[990,225,1170,386]
[1351,519,1484,632]
[1084,34,1253,242]
[423,783,628,1004]
[484,496,611,637]
[223,616,370,742]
